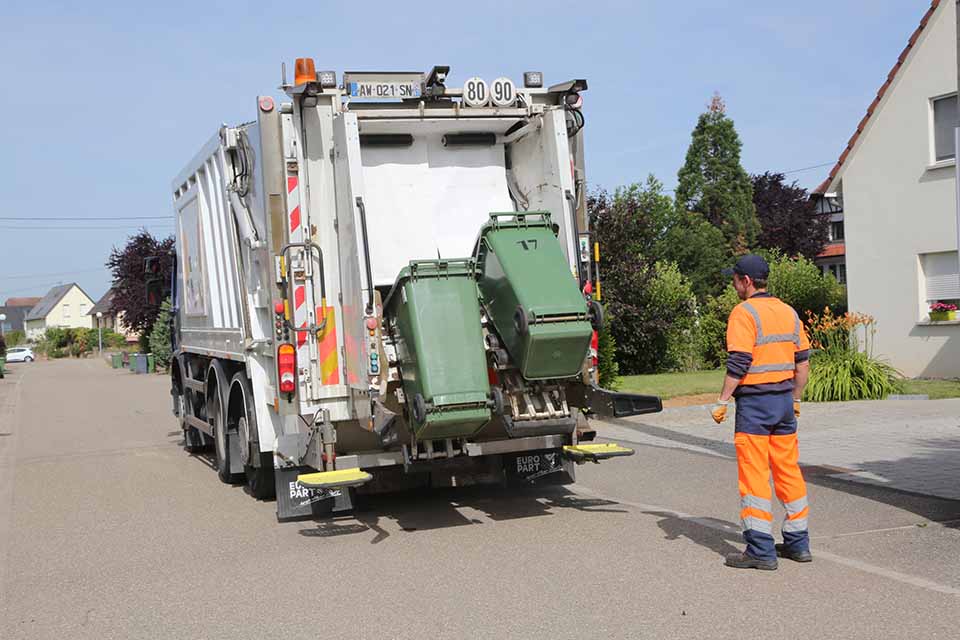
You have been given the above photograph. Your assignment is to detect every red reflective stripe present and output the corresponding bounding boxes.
[287,176,298,193]
[289,205,301,232]
[296,323,307,348]
[294,285,305,310]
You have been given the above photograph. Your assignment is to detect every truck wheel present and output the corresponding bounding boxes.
[231,371,275,500]
[211,387,242,484]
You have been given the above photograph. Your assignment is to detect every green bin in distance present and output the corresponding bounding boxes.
[147,354,156,373]
[111,353,122,369]
[384,259,491,440]
[0,356,5,379]
[475,212,592,380]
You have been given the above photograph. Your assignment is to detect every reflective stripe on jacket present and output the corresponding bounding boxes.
[727,295,811,386]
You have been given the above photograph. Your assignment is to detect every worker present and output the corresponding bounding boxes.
[711,254,812,571]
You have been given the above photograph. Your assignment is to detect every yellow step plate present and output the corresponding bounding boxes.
[563,443,635,463]
[297,468,373,490]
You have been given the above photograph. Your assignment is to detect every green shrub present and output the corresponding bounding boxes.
[766,252,846,317]
[804,351,901,402]
[648,261,700,371]
[696,285,740,368]
[148,298,173,370]
[101,329,129,349]
[4,330,25,347]
[803,309,901,401]
[597,307,619,390]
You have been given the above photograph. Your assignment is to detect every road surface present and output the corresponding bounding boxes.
[1,359,959,638]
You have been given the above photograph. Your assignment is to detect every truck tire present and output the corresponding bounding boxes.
[210,377,243,484]
[230,371,275,500]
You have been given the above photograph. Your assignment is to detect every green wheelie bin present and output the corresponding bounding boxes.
[475,212,594,380]
[384,259,492,440]
[0,355,5,379]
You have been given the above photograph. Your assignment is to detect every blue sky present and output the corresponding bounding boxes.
[0,1,932,302]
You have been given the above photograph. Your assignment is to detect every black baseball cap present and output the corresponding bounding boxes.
[722,254,769,280]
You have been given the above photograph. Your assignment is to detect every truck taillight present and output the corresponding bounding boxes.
[278,344,296,394]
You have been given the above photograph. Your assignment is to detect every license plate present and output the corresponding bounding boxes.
[348,81,421,100]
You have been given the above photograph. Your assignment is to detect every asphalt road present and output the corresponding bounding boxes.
[2,359,959,639]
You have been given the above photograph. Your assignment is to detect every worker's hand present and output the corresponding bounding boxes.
[793,399,801,418]
[710,400,729,424]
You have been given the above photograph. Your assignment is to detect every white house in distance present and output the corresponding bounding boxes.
[23,283,96,339]
[813,0,959,378]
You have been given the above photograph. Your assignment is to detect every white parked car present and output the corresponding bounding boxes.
[5,347,35,363]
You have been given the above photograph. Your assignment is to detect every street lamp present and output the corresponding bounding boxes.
[96,312,103,355]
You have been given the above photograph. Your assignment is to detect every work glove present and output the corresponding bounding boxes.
[793,399,801,418]
[710,400,729,424]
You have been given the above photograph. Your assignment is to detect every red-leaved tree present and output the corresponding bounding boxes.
[106,230,175,337]
[752,172,830,260]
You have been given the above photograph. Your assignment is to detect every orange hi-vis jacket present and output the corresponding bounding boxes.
[726,294,811,387]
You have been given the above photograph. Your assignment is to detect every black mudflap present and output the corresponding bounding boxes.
[504,449,575,487]
[275,466,355,522]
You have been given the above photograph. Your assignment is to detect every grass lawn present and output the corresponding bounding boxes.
[617,369,725,399]
[900,378,960,400]
[617,370,960,401]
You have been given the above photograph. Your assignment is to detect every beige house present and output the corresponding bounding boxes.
[24,283,95,339]
[813,0,959,378]
[88,288,139,342]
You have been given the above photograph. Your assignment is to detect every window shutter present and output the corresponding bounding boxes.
[923,251,960,300]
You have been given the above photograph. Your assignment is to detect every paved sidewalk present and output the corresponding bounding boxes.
[597,398,960,501]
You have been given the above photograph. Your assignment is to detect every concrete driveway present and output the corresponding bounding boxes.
[1,359,959,639]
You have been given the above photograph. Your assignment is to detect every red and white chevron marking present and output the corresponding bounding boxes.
[286,173,311,372]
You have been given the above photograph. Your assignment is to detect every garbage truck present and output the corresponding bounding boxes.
[169,60,662,520]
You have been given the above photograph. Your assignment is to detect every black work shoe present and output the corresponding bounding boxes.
[724,552,777,570]
[775,543,813,563]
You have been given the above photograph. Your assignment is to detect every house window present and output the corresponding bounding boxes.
[933,94,958,162]
[79,304,88,316]
[829,221,844,242]
[919,251,960,319]
[63,304,71,318]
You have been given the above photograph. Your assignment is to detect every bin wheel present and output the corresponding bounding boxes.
[493,348,510,367]
[489,387,505,415]
[514,306,530,336]
[588,300,604,332]
[485,333,501,350]
[412,393,427,425]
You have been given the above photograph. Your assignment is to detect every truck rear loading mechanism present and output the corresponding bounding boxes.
[169,60,661,520]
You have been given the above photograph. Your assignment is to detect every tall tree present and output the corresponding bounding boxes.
[107,230,175,337]
[656,210,731,301]
[589,177,698,373]
[675,93,759,254]
[752,172,829,260]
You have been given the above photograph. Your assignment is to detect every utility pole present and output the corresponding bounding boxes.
[956,1,959,283]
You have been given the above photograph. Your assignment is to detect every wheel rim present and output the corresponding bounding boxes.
[238,416,250,466]
[214,395,226,466]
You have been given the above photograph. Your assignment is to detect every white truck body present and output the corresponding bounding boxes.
[169,65,655,519]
